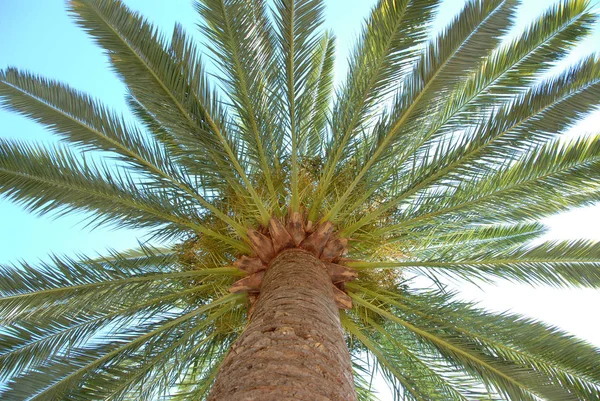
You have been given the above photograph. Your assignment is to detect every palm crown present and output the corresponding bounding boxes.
[1,0,600,399]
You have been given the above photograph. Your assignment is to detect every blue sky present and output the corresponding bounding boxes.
[1,1,600,397]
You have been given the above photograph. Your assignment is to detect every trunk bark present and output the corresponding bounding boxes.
[208,248,357,401]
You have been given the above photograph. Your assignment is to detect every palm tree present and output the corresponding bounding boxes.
[1,0,600,399]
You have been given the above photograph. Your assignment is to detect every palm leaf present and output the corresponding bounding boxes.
[375,134,600,237]
[0,247,240,325]
[64,308,241,400]
[167,335,234,401]
[310,0,440,220]
[350,284,600,400]
[0,139,250,252]
[321,0,519,223]
[1,293,242,400]
[0,284,216,381]
[352,240,600,288]
[344,313,482,401]
[196,0,281,206]
[336,0,595,222]
[69,0,272,224]
[343,56,600,236]
[350,285,600,401]
[300,32,336,158]
[272,0,325,211]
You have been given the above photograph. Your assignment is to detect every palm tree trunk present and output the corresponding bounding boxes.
[208,248,357,400]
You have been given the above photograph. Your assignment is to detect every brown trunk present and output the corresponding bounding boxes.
[208,248,357,401]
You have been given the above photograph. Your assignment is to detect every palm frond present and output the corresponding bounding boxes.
[349,284,600,401]
[272,0,325,211]
[69,0,225,165]
[300,32,336,158]
[86,243,175,264]
[336,0,595,222]
[375,134,600,238]
[167,334,235,401]
[1,293,243,400]
[0,68,172,176]
[343,313,481,401]
[0,247,240,324]
[196,0,281,207]
[64,307,242,400]
[0,139,249,251]
[386,222,547,262]
[349,284,600,400]
[453,55,600,169]
[0,140,187,230]
[462,0,595,105]
[322,0,519,223]
[351,240,600,288]
[0,68,249,238]
[0,246,242,396]
[351,358,380,401]
[69,0,272,224]
[310,0,440,220]
[343,56,600,236]
[0,284,215,382]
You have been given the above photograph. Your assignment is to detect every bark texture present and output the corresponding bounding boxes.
[208,249,357,401]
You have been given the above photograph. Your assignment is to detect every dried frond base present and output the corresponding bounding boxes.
[229,211,357,312]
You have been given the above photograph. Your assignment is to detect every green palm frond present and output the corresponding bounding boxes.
[321,0,519,223]
[342,57,600,236]
[310,0,440,220]
[351,240,600,288]
[86,243,175,263]
[300,32,335,158]
[0,139,249,250]
[0,284,216,382]
[372,134,600,239]
[0,68,173,176]
[388,222,547,265]
[60,308,241,401]
[69,0,228,165]
[167,335,234,401]
[462,0,595,105]
[2,293,243,400]
[348,284,600,400]
[0,68,250,237]
[196,0,281,207]
[349,222,545,270]
[336,0,595,221]
[0,246,240,323]
[272,0,325,211]
[70,0,272,224]
[344,314,485,401]
[2,0,600,399]
[456,55,600,167]
[0,245,242,399]
[0,140,187,229]
[393,0,596,189]
[351,359,380,401]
